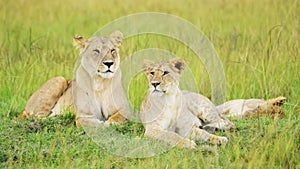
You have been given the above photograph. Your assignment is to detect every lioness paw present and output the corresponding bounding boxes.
[218,136,228,145]
[177,138,197,150]
[104,112,127,126]
[209,136,228,145]
[104,120,117,127]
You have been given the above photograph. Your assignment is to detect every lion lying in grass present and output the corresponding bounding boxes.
[140,58,232,149]
[19,31,131,127]
[140,58,286,150]
[217,97,286,119]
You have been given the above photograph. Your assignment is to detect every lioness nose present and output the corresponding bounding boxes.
[151,82,160,88]
[103,61,114,68]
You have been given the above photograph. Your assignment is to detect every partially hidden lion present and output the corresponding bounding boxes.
[217,97,286,119]
[140,58,286,150]
[19,31,131,127]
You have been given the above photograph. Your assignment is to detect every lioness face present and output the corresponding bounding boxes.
[143,58,185,97]
[74,31,123,79]
[85,38,120,79]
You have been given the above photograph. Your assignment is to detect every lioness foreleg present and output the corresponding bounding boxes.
[144,128,197,150]
[105,112,127,126]
[190,126,228,145]
[76,116,104,127]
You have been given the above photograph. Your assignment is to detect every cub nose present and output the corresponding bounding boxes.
[103,61,114,68]
[151,82,161,88]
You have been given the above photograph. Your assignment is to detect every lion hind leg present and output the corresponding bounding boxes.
[49,82,74,117]
[19,76,69,119]
[188,102,235,131]
[17,110,30,120]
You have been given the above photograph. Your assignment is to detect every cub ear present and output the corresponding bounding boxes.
[110,30,123,48]
[73,35,87,49]
[169,57,185,74]
[142,60,155,71]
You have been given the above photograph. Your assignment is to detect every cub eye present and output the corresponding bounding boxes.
[163,71,169,76]
[93,49,100,54]
[150,71,155,75]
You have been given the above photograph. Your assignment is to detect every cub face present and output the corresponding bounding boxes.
[74,31,123,79]
[143,58,185,96]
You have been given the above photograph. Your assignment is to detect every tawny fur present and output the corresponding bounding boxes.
[216,96,286,119]
[20,31,131,127]
[19,77,68,119]
[140,58,286,150]
[140,58,232,150]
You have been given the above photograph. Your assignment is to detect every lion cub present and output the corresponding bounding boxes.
[140,58,233,150]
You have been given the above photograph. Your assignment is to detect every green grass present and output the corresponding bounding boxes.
[0,0,299,168]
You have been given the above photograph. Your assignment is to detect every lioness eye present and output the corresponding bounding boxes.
[163,71,169,76]
[111,49,116,55]
[150,71,154,75]
[93,49,100,54]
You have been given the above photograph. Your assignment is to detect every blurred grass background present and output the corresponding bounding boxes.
[0,0,299,168]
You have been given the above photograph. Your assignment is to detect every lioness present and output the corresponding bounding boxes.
[140,58,233,150]
[20,31,131,127]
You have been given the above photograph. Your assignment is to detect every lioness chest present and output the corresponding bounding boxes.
[93,87,117,120]
[149,94,182,131]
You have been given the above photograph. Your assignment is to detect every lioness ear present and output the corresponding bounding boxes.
[73,35,87,49]
[169,57,185,74]
[110,30,123,48]
[142,60,155,71]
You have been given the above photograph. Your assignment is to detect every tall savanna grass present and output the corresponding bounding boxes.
[0,0,299,168]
